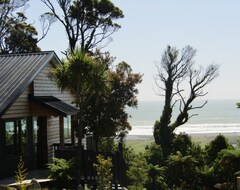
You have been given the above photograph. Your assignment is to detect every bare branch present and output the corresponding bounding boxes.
[188,100,207,111]
[172,99,180,108]
[188,113,199,119]
[38,12,56,42]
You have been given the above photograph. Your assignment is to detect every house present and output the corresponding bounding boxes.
[0,51,79,179]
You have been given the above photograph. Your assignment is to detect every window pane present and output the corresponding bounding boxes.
[20,119,27,154]
[5,121,15,155]
[5,122,14,145]
[5,118,28,156]
[33,117,39,144]
[64,116,71,138]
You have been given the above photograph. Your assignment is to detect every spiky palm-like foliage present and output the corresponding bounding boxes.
[52,49,110,186]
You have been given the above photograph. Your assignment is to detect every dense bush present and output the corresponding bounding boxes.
[126,153,148,190]
[205,134,232,164]
[145,143,164,165]
[212,149,240,189]
[171,133,192,156]
[48,158,74,189]
[125,134,240,190]
[93,154,113,190]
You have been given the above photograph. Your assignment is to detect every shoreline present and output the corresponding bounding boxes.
[126,132,240,143]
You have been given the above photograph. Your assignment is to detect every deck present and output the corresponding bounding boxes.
[0,169,50,187]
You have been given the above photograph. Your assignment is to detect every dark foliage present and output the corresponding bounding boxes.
[41,0,124,55]
[205,134,232,164]
[83,52,142,149]
[0,0,41,53]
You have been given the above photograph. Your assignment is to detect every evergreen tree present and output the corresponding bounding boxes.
[41,0,124,54]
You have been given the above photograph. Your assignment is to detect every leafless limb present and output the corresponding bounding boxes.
[188,113,199,119]
[155,45,219,131]
[171,64,219,129]
[37,12,56,42]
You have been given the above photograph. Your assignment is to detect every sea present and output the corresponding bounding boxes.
[127,99,240,136]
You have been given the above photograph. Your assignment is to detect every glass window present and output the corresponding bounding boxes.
[64,116,71,139]
[20,119,27,154]
[33,117,39,144]
[5,122,14,145]
[5,118,28,156]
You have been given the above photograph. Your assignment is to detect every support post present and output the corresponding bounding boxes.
[59,116,65,149]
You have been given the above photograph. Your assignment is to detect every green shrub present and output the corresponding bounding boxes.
[212,149,240,189]
[165,151,199,189]
[127,153,148,190]
[48,158,74,189]
[145,143,164,165]
[205,134,232,164]
[0,185,16,190]
[93,154,113,190]
[171,133,192,156]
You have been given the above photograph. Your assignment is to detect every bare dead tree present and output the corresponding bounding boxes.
[153,45,219,157]
[172,64,219,129]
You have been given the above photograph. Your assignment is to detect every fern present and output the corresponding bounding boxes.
[15,156,28,190]
[48,158,74,189]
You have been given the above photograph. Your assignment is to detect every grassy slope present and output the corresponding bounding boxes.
[126,139,154,153]
[126,135,240,153]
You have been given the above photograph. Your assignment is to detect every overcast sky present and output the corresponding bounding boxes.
[28,0,240,101]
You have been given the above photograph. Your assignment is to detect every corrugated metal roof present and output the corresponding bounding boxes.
[0,51,61,117]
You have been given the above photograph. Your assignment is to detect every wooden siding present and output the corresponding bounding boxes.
[2,88,30,119]
[1,61,76,164]
[29,102,59,117]
[33,61,74,104]
[33,62,76,162]
[47,116,59,161]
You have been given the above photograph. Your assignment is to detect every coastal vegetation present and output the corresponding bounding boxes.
[125,133,240,190]
[1,1,240,190]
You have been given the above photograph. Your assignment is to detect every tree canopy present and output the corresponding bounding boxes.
[83,51,142,148]
[41,0,124,55]
[0,0,54,53]
[52,49,110,185]
[4,12,40,53]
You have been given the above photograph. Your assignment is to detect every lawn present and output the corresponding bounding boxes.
[126,138,154,153]
[125,134,240,153]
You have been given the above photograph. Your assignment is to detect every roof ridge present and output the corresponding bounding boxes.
[0,51,55,57]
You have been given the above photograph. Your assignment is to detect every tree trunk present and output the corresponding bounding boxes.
[154,79,174,157]
[76,100,83,187]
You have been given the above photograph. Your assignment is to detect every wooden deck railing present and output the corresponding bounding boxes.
[52,143,129,189]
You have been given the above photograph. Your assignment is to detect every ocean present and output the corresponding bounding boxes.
[127,99,240,136]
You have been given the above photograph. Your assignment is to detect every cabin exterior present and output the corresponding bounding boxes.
[0,51,78,179]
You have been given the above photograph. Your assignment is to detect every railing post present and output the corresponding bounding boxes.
[237,177,240,190]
